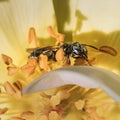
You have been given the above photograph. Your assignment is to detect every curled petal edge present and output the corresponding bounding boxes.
[23,66,120,102]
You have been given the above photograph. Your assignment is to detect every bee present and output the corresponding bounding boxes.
[23,26,117,74]
[27,42,117,67]
[2,26,117,76]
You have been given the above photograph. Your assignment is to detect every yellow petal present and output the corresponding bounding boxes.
[75,0,120,32]
[73,0,120,74]
[0,0,56,64]
[0,0,120,120]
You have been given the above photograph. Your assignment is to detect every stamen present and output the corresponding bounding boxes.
[67,85,79,93]
[85,107,105,120]
[47,26,65,45]
[0,107,8,115]
[28,27,38,47]
[4,81,16,95]
[47,26,58,38]
[55,48,64,61]
[13,81,23,98]
[1,54,13,65]
[56,90,70,100]
[21,58,37,77]
[39,54,50,71]
[99,46,117,56]
[74,100,85,110]
[48,111,60,120]
[20,111,34,118]
[7,66,19,76]
[10,116,25,120]
[13,81,22,92]
[3,81,22,98]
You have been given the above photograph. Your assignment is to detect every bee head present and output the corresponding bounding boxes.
[71,42,88,59]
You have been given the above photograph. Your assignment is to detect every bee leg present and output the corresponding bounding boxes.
[74,58,91,66]
[85,59,92,66]
[38,54,50,71]
[66,56,71,64]
[62,56,71,66]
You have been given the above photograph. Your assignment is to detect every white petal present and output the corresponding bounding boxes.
[23,66,120,102]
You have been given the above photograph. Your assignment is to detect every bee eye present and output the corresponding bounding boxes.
[71,45,80,58]
[73,47,80,54]
[72,43,81,54]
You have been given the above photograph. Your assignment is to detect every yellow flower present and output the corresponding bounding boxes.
[0,0,120,120]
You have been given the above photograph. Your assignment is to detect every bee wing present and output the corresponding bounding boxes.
[51,46,59,51]
[26,48,40,53]
[99,46,117,56]
[26,46,59,55]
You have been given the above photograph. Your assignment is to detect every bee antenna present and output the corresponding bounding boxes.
[83,44,99,50]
